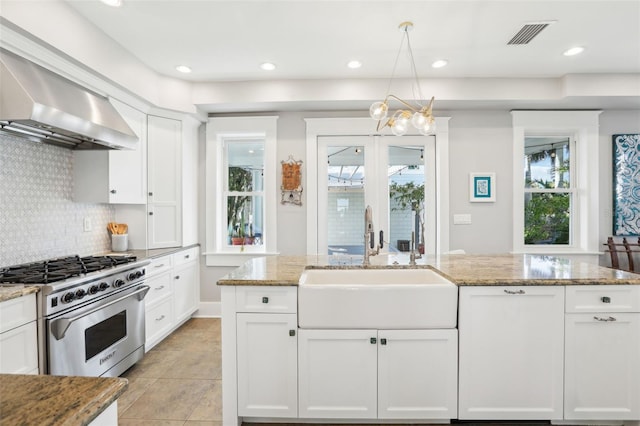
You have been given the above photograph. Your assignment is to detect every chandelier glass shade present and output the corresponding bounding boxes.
[370,22,436,136]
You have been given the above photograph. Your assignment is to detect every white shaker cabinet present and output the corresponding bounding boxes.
[298,328,458,420]
[564,285,640,421]
[0,293,38,374]
[147,115,182,249]
[237,313,298,418]
[172,247,200,324]
[74,99,147,204]
[458,286,564,421]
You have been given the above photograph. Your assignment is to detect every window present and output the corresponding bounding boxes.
[524,137,573,245]
[512,111,601,254]
[206,116,278,265]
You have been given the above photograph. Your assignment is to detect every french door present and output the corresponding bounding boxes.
[316,135,436,256]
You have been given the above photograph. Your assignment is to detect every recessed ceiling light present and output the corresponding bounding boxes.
[260,62,276,71]
[432,59,448,68]
[347,60,362,69]
[176,65,192,73]
[100,0,122,7]
[563,46,585,56]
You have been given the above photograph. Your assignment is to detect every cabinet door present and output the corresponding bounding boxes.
[378,329,458,420]
[237,313,297,418]
[565,313,640,420]
[145,296,173,351]
[458,286,564,420]
[173,260,198,324]
[0,321,38,374]
[108,99,147,204]
[298,329,377,419]
[147,115,182,248]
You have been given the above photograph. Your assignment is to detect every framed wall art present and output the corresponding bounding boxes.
[469,172,496,202]
[613,133,640,235]
[281,155,303,205]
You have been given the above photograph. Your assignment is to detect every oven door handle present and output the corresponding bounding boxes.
[51,285,150,341]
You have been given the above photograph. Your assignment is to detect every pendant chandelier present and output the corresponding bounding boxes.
[369,21,436,136]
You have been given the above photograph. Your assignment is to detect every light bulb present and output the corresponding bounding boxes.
[369,102,388,121]
[411,111,428,129]
[391,119,408,136]
[419,121,434,136]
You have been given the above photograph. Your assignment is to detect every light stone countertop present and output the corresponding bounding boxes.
[217,254,640,286]
[0,374,127,426]
[0,285,39,303]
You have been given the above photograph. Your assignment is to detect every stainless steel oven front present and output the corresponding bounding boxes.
[46,284,149,377]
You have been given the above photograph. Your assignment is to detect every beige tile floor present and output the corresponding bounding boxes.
[118,318,222,426]
[118,318,550,426]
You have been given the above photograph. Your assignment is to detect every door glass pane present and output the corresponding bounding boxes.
[388,146,425,253]
[326,145,365,255]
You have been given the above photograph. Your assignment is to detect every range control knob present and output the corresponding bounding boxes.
[75,289,86,299]
[128,271,143,281]
[88,285,100,295]
[62,292,75,303]
[113,279,125,288]
[99,282,109,291]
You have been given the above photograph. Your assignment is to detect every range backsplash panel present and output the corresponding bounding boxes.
[0,134,114,266]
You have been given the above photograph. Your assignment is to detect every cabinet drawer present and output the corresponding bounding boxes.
[146,297,173,342]
[173,247,198,267]
[0,293,36,334]
[236,286,297,313]
[566,285,640,313]
[146,255,172,278]
[145,271,172,305]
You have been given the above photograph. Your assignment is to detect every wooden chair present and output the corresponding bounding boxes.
[604,236,640,272]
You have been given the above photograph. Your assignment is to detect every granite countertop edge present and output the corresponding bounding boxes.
[0,285,40,303]
[0,374,128,426]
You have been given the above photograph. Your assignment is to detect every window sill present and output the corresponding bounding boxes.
[204,251,280,267]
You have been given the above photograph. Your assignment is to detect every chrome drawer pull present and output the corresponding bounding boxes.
[156,315,165,321]
[594,316,617,322]
[504,289,525,295]
[155,285,165,290]
[154,264,165,268]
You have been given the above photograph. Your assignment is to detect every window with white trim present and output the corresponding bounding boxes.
[205,116,278,265]
[512,110,601,254]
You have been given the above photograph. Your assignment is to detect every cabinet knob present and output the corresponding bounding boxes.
[185,254,190,259]
[175,275,180,280]
[601,296,611,303]
[149,212,154,216]
[289,329,296,337]
[370,337,377,344]
[110,189,117,194]
[148,192,153,196]
[380,338,387,345]
[262,297,269,304]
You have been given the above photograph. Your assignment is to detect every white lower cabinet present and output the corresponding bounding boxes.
[143,247,199,350]
[458,286,565,421]
[298,328,458,420]
[564,285,640,421]
[0,293,38,374]
[236,313,297,418]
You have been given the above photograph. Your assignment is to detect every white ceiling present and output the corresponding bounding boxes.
[60,0,640,112]
[65,0,640,82]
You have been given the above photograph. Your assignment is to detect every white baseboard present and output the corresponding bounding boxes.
[194,301,221,318]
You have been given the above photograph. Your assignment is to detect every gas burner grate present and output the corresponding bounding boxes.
[0,255,138,284]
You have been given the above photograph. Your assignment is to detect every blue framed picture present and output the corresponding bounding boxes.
[470,173,496,202]
[613,134,640,235]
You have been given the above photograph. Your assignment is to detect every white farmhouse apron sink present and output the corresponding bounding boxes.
[298,268,458,329]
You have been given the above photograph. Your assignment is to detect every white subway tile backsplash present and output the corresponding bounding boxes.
[0,135,114,266]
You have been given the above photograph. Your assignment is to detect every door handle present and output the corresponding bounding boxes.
[50,285,150,340]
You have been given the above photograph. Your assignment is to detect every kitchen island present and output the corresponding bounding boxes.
[0,374,127,425]
[218,254,640,426]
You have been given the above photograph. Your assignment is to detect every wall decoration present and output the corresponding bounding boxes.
[469,172,496,202]
[281,155,303,205]
[613,133,640,235]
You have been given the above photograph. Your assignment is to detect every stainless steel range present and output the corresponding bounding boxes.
[0,255,150,377]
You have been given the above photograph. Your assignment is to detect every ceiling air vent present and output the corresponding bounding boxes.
[508,21,555,45]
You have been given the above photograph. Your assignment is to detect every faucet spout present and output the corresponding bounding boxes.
[363,205,379,266]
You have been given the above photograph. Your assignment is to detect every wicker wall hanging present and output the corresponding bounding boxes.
[281,155,303,205]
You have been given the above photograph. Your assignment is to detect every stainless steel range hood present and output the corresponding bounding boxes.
[0,49,138,150]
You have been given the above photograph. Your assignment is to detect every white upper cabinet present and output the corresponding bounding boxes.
[74,99,147,204]
[147,115,182,248]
